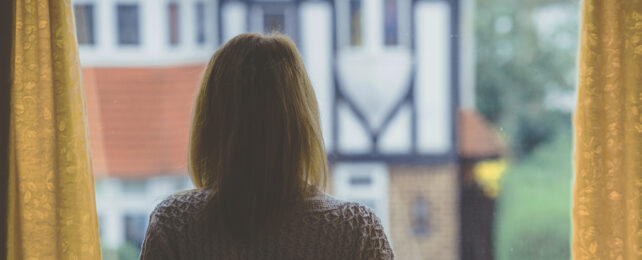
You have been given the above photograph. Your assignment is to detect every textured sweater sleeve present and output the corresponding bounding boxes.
[350,204,395,260]
[139,200,181,260]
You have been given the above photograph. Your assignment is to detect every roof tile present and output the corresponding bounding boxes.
[83,65,205,179]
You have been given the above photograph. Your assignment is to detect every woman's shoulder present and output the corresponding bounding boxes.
[154,189,210,211]
[305,193,393,258]
[149,189,211,228]
[304,192,382,224]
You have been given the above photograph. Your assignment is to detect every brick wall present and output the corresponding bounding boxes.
[388,164,460,260]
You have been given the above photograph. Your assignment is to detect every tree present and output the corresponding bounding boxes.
[475,0,580,158]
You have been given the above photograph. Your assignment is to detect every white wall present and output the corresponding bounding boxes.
[300,2,334,151]
[334,0,416,154]
[221,1,247,42]
[415,1,453,154]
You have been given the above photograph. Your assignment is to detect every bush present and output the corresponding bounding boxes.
[495,131,573,260]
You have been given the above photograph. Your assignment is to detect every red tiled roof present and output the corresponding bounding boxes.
[457,109,504,159]
[83,65,206,179]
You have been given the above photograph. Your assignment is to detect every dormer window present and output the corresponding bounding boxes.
[117,4,141,45]
[74,3,96,46]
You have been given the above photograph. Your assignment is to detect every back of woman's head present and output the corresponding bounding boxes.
[189,33,327,242]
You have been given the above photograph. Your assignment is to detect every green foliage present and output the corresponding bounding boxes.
[495,130,573,260]
[477,1,579,258]
[475,0,580,158]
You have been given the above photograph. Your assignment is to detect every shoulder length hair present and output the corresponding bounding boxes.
[189,33,328,241]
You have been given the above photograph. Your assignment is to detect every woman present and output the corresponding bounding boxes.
[140,33,394,259]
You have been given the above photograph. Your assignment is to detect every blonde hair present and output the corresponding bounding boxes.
[189,33,327,241]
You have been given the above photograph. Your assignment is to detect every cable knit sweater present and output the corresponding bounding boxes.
[140,189,394,260]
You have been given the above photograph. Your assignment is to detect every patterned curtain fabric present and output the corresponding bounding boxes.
[7,0,101,259]
[573,1,642,259]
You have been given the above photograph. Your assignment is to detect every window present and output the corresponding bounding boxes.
[117,4,140,45]
[168,3,180,46]
[74,4,96,45]
[349,0,363,46]
[349,175,372,186]
[124,214,147,248]
[264,12,285,33]
[383,0,398,45]
[121,179,147,194]
[77,0,580,258]
[249,5,297,41]
[412,196,429,236]
[195,2,206,44]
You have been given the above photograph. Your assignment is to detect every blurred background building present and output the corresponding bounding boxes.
[70,0,586,259]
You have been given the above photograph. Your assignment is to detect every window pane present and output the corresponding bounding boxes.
[412,196,429,236]
[124,214,147,248]
[349,175,372,186]
[117,4,140,45]
[74,4,95,45]
[121,180,147,194]
[264,12,286,33]
[349,0,362,46]
[196,2,206,44]
[168,3,180,46]
[384,0,399,45]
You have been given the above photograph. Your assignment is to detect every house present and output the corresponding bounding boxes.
[75,0,502,259]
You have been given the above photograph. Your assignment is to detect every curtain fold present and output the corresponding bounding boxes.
[573,1,642,259]
[7,0,101,259]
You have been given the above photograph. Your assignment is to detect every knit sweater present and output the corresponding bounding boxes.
[140,189,394,260]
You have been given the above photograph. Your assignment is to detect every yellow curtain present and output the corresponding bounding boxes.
[7,0,101,259]
[573,1,642,259]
